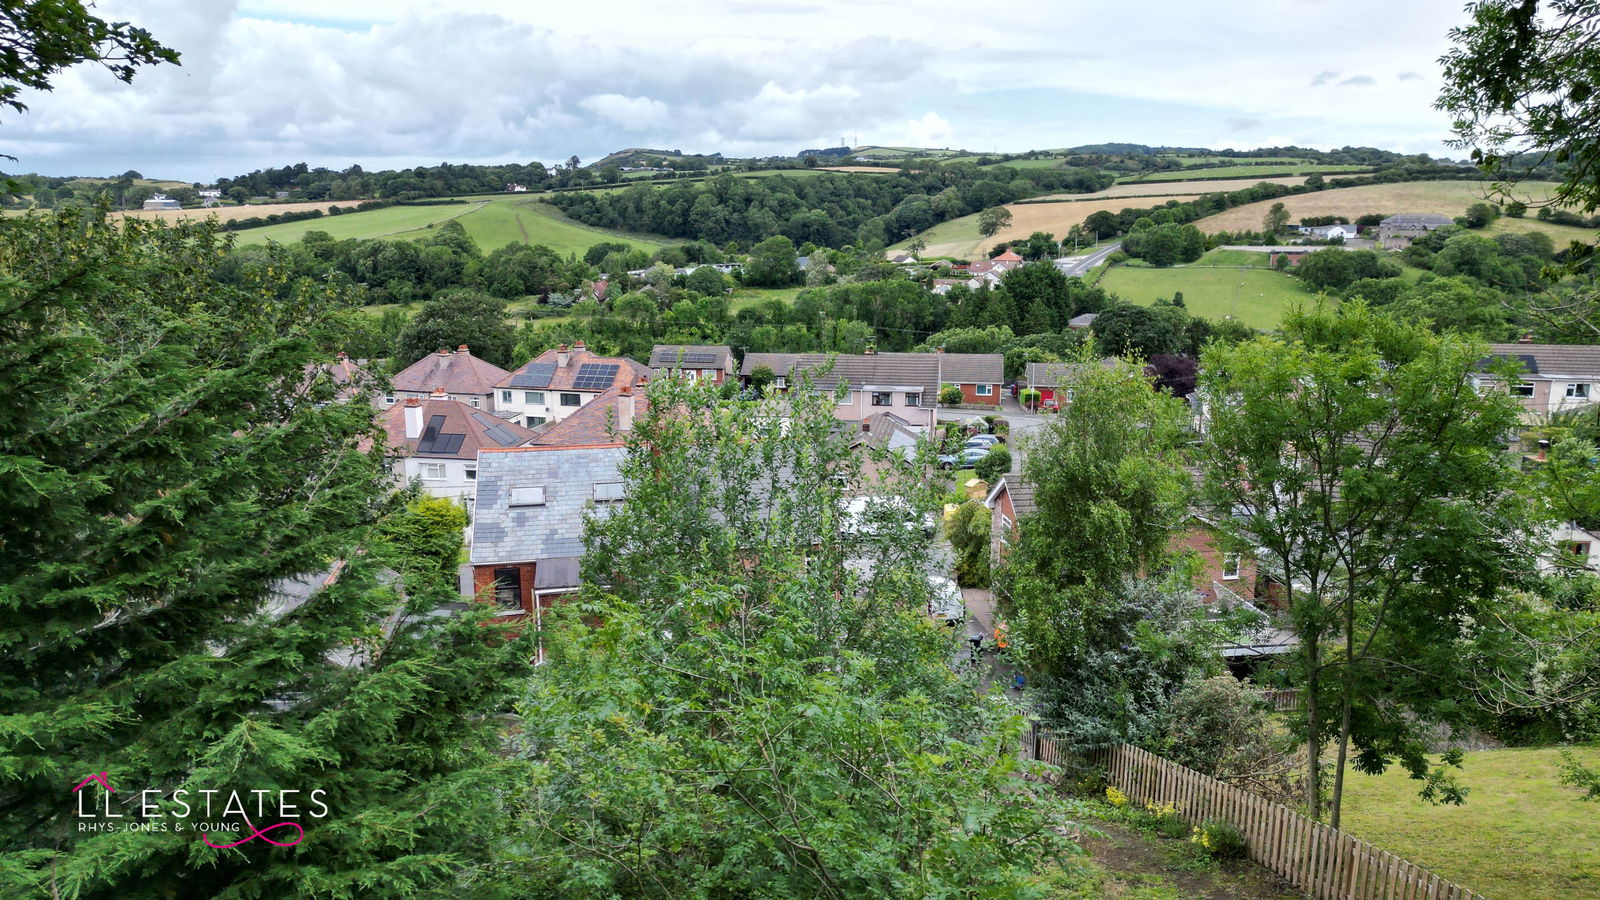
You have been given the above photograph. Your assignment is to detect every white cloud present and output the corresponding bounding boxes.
[579,95,671,131]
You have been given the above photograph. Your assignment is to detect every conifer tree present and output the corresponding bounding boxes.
[0,210,532,897]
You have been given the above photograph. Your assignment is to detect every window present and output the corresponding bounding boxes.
[492,567,523,611]
[465,465,477,481]
[871,391,892,407]
[1568,383,1591,399]
[1222,552,1242,581]
[1514,382,1536,397]
[509,486,546,506]
[774,376,787,389]
[418,462,446,481]
[500,390,513,403]
[525,391,545,405]
[559,392,581,407]
[701,368,718,379]
[1066,389,1076,402]
[904,392,921,406]
[976,384,993,397]
[593,481,625,503]
[468,397,481,408]
[525,415,546,428]
[383,395,395,405]
[1570,541,1592,558]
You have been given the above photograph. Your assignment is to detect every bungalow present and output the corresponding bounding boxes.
[967,249,1025,279]
[494,342,652,429]
[1023,359,1117,410]
[391,345,511,411]
[1298,223,1358,242]
[740,349,1005,427]
[1474,339,1600,416]
[649,344,736,384]
[381,394,538,506]
[142,194,181,210]
[937,348,1003,406]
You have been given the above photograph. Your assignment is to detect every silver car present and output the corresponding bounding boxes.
[927,576,965,626]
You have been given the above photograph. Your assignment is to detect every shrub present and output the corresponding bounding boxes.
[1191,819,1247,859]
[1105,786,1128,808]
[938,383,963,405]
[947,500,991,588]
[1142,800,1188,839]
[974,447,1012,482]
[1019,388,1041,409]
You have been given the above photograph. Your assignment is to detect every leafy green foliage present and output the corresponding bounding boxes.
[395,288,516,368]
[377,494,469,593]
[0,209,534,897]
[948,500,993,588]
[974,446,1012,483]
[0,1,178,118]
[939,383,964,405]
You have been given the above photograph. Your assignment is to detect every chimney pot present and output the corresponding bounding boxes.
[457,344,469,353]
[437,348,451,356]
[431,386,447,397]
[1518,333,1534,344]
[403,399,424,439]
[336,351,348,360]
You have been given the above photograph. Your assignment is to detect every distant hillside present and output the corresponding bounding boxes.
[796,146,852,159]
[587,148,725,170]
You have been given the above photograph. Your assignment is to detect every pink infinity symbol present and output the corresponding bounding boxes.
[202,815,305,848]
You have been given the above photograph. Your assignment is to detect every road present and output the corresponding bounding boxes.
[1053,241,1122,277]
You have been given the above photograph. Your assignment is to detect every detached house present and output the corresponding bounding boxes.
[649,344,736,384]
[493,342,651,430]
[381,394,538,505]
[739,349,1005,429]
[967,250,1024,279]
[1023,359,1117,410]
[1475,340,1600,416]
[390,345,511,411]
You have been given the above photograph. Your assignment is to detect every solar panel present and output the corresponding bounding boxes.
[472,413,526,447]
[572,363,620,392]
[680,351,721,365]
[510,363,556,388]
[415,415,465,454]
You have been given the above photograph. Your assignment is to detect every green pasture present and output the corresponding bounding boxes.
[1098,265,1316,329]
[1193,248,1272,267]
[1119,164,1371,183]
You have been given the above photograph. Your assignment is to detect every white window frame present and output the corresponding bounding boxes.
[904,392,921,407]
[465,464,477,481]
[593,481,625,503]
[1513,382,1536,397]
[559,392,581,407]
[774,376,787,389]
[383,394,396,405]
[1222,552,1242,581]
[976,384,993,397]
[500,390,513,403]
[525,390,545,404]
[418,462,447,481]
[1567,382,1591,399]
[525,415,546,428]
[871,391,893,407]
[468,397,481,408]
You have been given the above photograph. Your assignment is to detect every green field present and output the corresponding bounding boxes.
[1341,745,1600,900]
[236,195,663,255]
[978,157,1071,169]
[1487,215,1597,248]
[1193,248,1272,267]
[1159,155,1309,167]
[729,286,805,312]
[1098,265,1316,328]
[1119,164,1371,183]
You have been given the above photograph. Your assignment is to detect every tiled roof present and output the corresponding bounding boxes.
[469,445,628,566]
[987,476,1037,518]
[381,398,538,460]
[531,386,647,447]
[993,249,1024,262]
[304,354,376,403]
[857,412,921,456]
[1381,213,1453,226]
[739,351,1003,399]
[392,346,510,396]
[649,344,734,369]
[497,344,651,393]
[936,352,1003,384]
[1024,359,1117,388]
[1067,313,1099,329]
[1482,343,1600,379]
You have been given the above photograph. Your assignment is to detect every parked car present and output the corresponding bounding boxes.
[937,447,989,469]
[964,435,1002,450]
[842,495,937,538]
[928,576,965,625]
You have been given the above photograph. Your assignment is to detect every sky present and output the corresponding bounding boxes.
[5,0,1480,181]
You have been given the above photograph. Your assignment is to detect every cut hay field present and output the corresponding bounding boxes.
[1098,265,1314,329]
[816,165,901,173]
[236,196,663,255]
[898,194,1207,259]
[1120,163,1372,183]
[117,200,350,226]
[1340,745,1600,900]
[1193,180,1564,233]
[1161,155,1307,167]
[1031,177,1312,203]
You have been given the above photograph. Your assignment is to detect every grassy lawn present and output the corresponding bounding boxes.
[1098,265,1315,329]
[728,286,805,312]
[1194,248,1271,267]
[1486,215,1598,248]
[1340,744,1600,900]
[235,202,486,244]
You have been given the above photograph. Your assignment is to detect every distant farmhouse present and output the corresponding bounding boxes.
[1378,213,1453,249]
[142,193,181,210]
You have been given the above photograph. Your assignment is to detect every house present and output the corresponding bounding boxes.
[1474,339,1600,415]
[1542,522,1600,575]
[984,475,1036,560]
[381,394,538,505]
[493,342,652,429]
[1067,312,1098,331]
[274,190,291,200]
[390,345,511,411]
[1299,223,1358,242]
[1023,359,1117,410]
[529,382,647,447]
[740,349,1005,428]
[468,442,629,631]
[142,194,181,210]
[649,344,736,384]
[505,183,528,192]
[1171,520,1257,603]
[303,352,379,406]
[1378,213,1453,244]
[967,250,1025,279]
[197,189,222,199]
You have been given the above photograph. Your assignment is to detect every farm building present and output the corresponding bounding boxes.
[142,194,181,210]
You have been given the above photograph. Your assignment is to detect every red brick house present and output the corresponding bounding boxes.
[984,475,1036,561]
[649,345,736,384]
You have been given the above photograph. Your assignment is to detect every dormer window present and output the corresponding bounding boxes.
[593,481,625,503]
[509,486,546,506]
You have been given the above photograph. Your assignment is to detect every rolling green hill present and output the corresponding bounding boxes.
[235,195,664,254]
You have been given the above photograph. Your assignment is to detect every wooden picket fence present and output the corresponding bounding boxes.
[1029,736,1488,900]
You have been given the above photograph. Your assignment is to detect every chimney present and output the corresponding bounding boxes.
[557,343,569,368]
[864,343,876,355]
[335,351,348,360]
[935,346,944,353]
[573,340,587,353]
[437,348,451,357]
[1518,333,1534,344]
[618,384,635,433]
[456,344,470,354]
[403,398,424,439]
[1538,438,1551,461]
[431,386,447,399]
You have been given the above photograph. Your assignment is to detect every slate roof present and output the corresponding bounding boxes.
[392,346,510,396]
[856,412,922,458]
[740,351,1004,399]
[497,344,651,393]
[469,445,627,566]
[649,344,734,370]
[1380,213,1453,228]
[1482,343,1600,378]
[1067,313,1099,329]
[531,386,648,447]
[382,398,538,460]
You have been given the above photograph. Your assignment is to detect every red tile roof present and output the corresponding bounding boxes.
[530,384,648,447]
[497,343,651,393]
[381,397,538,460]
[392,346,511,396]
[993,249,1024,262]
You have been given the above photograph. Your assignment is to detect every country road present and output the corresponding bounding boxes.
[1053,241,1122,277]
